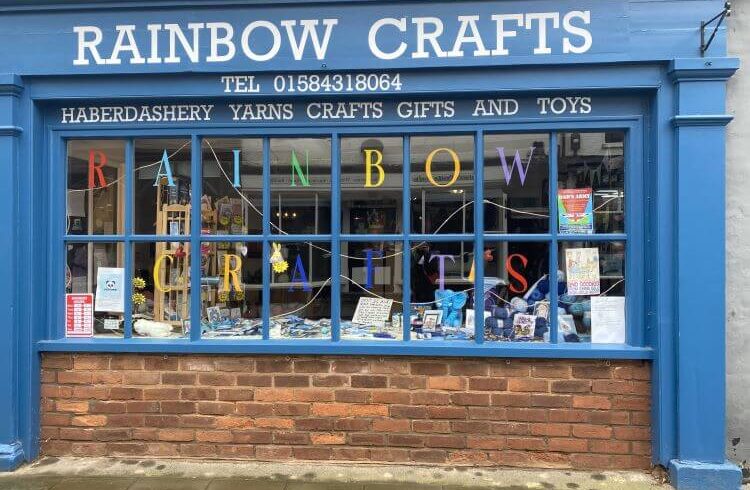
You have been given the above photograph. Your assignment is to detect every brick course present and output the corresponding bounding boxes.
[40,354,651,470]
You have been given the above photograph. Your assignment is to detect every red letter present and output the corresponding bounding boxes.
[505,253,528,294]
[88,149,108,188]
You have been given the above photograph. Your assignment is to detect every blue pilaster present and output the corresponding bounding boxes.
[0,74,24,471]
[667,58,741,490]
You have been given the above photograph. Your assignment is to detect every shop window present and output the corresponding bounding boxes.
[410,241,473,341]
[270,138,331,235]
[557,241,626,343]
[558,132,625,234]
[200,241,262,339]
[201,139,263,235]
[340,241,403,340]
[67,140,125,235]
[483,134,549,234]
[62,129,632,347]
[341,137,403,234]
[482,242,550,342]
[269,242,331,339]
[65,242,124,338]
[410,135,474,234]
[134,139,191,235]
[133,241,190,338]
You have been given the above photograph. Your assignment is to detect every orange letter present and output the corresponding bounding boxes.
[88,149,108,188]
[425,148,460,187]
[505,253,528,294]
[364,148,385,187]
[222,254,242,292]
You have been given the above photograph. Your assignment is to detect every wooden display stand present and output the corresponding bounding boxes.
[153,183,191,327]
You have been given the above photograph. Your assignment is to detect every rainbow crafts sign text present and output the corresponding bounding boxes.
[73,11,592,66]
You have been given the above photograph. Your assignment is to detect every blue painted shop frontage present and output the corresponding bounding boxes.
[0,0,741,488]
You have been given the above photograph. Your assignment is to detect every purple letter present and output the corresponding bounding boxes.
[429,254,456,290]
[497,146,535,186]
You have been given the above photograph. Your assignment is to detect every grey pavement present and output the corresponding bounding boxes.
[0,457,670,489]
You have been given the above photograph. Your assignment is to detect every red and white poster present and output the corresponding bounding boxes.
[66,293,94,338]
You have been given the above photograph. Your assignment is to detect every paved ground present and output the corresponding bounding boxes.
[0,457,669,490]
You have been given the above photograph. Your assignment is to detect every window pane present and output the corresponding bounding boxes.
[558,241,626,344]
[484,134,549,233]
[270,138,331,235]
[481,242,550,342]
[341,241,403,340]
[200,241,262,339]
[66,242,124,337]
[270,242,331,339]
[201,139,263,235]
[558,132,625,234]
[411,136,473,234]
[134,139,191,235]
[341,137,403,234]
[133,241,190,338]
[66,140,125,235]
[410,241,473,340]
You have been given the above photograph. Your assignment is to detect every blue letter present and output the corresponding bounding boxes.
[289,255,312,292]
[153,149,176,187]
[429,254,456,290]
[364,249,384,289]
[232,149,241,187]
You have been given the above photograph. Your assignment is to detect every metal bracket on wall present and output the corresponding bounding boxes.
[701,1,731,57]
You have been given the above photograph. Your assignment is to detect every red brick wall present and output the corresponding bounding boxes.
[40,354,651,470]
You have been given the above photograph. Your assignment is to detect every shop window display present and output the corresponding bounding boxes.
[200,242,263,339]
[557,241,626,343]
[132,241,191,338]
[65,242,124,337]
[481,242,550,342]
[269,242,331,339]
[340,241,403,340]
[410,241,474,341]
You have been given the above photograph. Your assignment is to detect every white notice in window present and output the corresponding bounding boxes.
[590,296,626,344]
[352,297,393,326]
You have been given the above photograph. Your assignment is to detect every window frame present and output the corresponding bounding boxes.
[46,119,649,359]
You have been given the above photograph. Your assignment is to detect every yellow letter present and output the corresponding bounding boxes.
[425,148,460,187]
[364,148,385,188]
[222,254,242,292]
[153,253,174,292]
